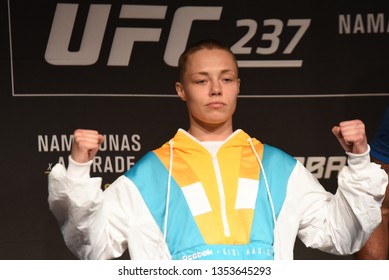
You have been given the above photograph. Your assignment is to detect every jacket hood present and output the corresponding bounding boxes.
[161,128,262,154]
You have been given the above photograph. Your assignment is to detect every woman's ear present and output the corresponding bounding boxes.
[175,82,186,101]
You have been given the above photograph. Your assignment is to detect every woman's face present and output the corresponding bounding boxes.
[175,48,240,129]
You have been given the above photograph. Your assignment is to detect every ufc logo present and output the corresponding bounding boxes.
[44,4,222,67]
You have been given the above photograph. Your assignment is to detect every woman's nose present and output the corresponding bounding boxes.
[209,81,221,96]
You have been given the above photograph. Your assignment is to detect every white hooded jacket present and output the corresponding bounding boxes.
[48,129,387,260]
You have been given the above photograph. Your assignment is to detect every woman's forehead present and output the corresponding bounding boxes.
[186,49,237,71]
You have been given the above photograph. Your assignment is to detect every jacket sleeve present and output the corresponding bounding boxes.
[48,156,133,259]
[277,147,387,258]
[48,156,170,260]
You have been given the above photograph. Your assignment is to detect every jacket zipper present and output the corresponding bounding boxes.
[211,152,231,237]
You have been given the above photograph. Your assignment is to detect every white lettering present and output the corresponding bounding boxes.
[39,134,139,152]
[131,134,141,151]
[256,19,283,55]
[121,135,130,151]
[38,134,74,152]
[104,156,113,173]
[44,4,310,68]
[93,156,102,173]
[108,135,119,151]
[50,135,60,152]
[324,156,346,179]
[45,4,166,66]
[164,6,223,66]
[38,135,48,152]
[92,156,136,173]
[58,156,66,166]
[339,13,388,34]
[107,5,167,66]
[99,134,141,152]
[306,157,326,178]
[367,13,384,33]
[353,14,365,33]
[339,14,351,34]
[181,249,213,260]
[295,156,347,179]
[45,4,111,65]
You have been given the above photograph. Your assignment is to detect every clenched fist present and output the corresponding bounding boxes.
[332,119,368,154]
[71,129,105,163]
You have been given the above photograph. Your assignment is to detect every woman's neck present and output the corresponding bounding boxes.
[187,121,233,141]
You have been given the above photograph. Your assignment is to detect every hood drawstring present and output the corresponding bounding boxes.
[248,138,279,259]
[164,140,174,242]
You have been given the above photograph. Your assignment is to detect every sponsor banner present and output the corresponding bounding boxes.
[1,0,389,261]
[6,0,389,97]
[39,133,142,189]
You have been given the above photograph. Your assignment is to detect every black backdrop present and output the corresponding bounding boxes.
[0,0,388,260]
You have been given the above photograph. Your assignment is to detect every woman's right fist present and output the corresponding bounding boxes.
[71,129,105,163]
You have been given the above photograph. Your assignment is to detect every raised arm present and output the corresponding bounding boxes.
[48,129,126,259]
[276,119,387,258]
